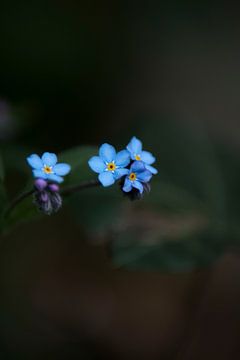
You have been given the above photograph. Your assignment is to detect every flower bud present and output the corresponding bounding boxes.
[48,183,60,193]
[49,192,62,213]
[33,191,52,215]
[34,178,48,191]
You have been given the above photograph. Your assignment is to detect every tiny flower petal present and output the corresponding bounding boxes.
[145,164,158,175]
[122,178,132,192]
[88,156,106,173]
[131,160,146,173]
[53,163,71,176]
[114,168,129,180]
[127,136,142,156]
[98,171,115,187]
[137,170,152,183]
[99,143,116,163]
[115,150,130,167]
[27,154,43,169]
[33,169,47,179]
[140,151,156,165]
[47,174,64,184]
[42,152,58,167]
[40,191,49,203]
[132,180,144,194]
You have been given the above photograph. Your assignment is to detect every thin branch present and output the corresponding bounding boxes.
[61,180,100,196]
[4,188,34,218]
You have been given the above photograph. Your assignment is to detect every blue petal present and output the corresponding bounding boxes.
[131,160,146,173]
[47,174,64,184]
[27,154,43,169]
[42,152,58,166]
[132,180,144,194]
[122,178,132,192]
[127,136,142,156]
[145,164,158,175]
[99,143,116,163]
[98,171,115,187]
[33,169,47,179]
[137,170,152,182]
[114,168,129,180]
[88,156,106,173]
[53,163,71,176]
[140,151,156,165]
[115,150,130,167]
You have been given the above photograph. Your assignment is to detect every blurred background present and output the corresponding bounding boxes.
[0,1,240,359]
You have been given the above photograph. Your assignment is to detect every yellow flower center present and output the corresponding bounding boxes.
[43,165,53,174]
[135,154,141,161]
[129,172,137,181]
[107,162,116,171]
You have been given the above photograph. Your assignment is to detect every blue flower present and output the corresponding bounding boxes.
[122,161,152,194]
[27,152,71,184]
[127,136,158,175]
[88,143,130,187]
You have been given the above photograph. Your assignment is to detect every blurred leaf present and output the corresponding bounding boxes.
[2,194,41,234]
[0,153,5,181]
[68,186,124,240]
[110,119,234,271]
[59,146,98,185]
[112,228,226,272]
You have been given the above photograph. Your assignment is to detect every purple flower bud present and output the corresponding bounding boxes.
[33,187,62,215]
[48,183,60,193]
[34,178,48,191]
[33,191,52,215]
[50,192,62,213]
[40,191,49,203]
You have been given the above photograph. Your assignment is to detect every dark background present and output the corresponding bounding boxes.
[0,1,240,359]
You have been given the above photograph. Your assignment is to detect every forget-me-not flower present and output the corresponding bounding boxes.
[88,143,130,187]
[27,152,71,184]
[122,161,152,194]
[127,136,158,175]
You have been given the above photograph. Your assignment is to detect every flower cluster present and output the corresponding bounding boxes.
[27,152,71,214]
[88,136,158,199]
[25,138,157,215]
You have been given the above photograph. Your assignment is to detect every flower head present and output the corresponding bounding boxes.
[122,161,152,195]
[88,143,130,187]
[27,152,71,184]
[127,136,158,175]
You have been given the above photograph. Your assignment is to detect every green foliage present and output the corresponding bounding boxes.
[108,119,239,271]
[59,146,98,184]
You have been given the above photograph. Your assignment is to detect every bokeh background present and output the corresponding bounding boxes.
[0,1,240,359]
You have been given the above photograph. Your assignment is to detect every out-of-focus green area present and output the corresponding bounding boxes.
[0,1,240,359]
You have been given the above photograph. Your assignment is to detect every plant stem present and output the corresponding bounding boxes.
[4,189,35,218]
[4,180,100,219]
[61,180,100,196]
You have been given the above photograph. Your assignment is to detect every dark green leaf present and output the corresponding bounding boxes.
[0,153,4,181]
[59,146,98,185]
